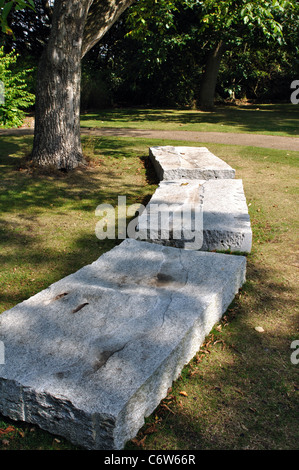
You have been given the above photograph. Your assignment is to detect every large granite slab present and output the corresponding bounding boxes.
[0,238,246,450]
[136,179,252,253]
[149,146,235,181]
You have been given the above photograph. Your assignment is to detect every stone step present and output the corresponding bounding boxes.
[149,146,235,181]
[136,179,252,253]
[0,238,246,450]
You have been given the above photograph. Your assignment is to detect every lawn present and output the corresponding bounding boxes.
[80,103,299,138]
[0,130,298,450]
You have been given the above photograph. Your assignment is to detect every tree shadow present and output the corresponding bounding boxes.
[0,135,157,310]
[80,104,299,137]
[0,133,297,450]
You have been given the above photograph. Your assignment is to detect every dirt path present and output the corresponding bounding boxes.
[0,125,298,151]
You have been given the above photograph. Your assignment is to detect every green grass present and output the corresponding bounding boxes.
[80,103,299,137]
[0,133,298,450]
[0,135,159,313]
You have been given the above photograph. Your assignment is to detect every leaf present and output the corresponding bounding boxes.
[144,423,158,434]
[179,391,188,397]
[72,302,89,313]
[161,403,175,414]
[4,25,13,35]
[255,326,265,333]
[2,1,13,21]
[0,425,15,437]
[131,435,147,447]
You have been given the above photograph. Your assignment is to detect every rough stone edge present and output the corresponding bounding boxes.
[149,146,236,181]
[136,179,252,253]
[113,252,246,449]
[0,244,247,450]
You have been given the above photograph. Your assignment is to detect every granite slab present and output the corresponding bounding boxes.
[0,239,246,449]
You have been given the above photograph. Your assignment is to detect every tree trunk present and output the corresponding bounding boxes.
[199,40,226,111]
[32,0,91,169]
[32,0,135,170]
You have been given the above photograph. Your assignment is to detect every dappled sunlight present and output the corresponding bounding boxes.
[80,104,299,137]
[0,130,298,450]
[0,135,158,313]
[126,256,298,450]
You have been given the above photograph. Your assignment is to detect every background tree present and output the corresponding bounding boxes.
[194,0,295,109]
[126,0,295,109]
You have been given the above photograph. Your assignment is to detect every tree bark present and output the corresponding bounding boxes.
[32,0,134,170]
[199,40,226,111]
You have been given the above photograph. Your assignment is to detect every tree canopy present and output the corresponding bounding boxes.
[1,0,298,167]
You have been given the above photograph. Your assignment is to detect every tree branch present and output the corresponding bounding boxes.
[82,0,135,57]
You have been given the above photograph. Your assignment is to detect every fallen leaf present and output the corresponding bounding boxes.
[180,391,188,397]
[132,435,147,447]
[161,403,175,414]
[0,426,15,437]
[72,302,89,313]
[130,438,140,446]
[144,424,157,435]
[255,326,265,333]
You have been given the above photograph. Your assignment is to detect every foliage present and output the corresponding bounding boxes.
[219,45,297,102]
[2,0,51,57]
[2,0,299,109]
[0,46,35,127]
[0,0,35,35]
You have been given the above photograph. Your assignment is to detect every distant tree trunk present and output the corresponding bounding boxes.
[32,0,134,170]
[199,40,226,111]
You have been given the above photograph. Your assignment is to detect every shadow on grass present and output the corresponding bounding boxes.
[124,255,298,451]
[1,237,297,450]
[0,135,160,313]
[0,133,297,450]
[80,104,299,136]
[0,136,158,215]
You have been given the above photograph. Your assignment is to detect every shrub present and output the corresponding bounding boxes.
[0,47,35,127]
